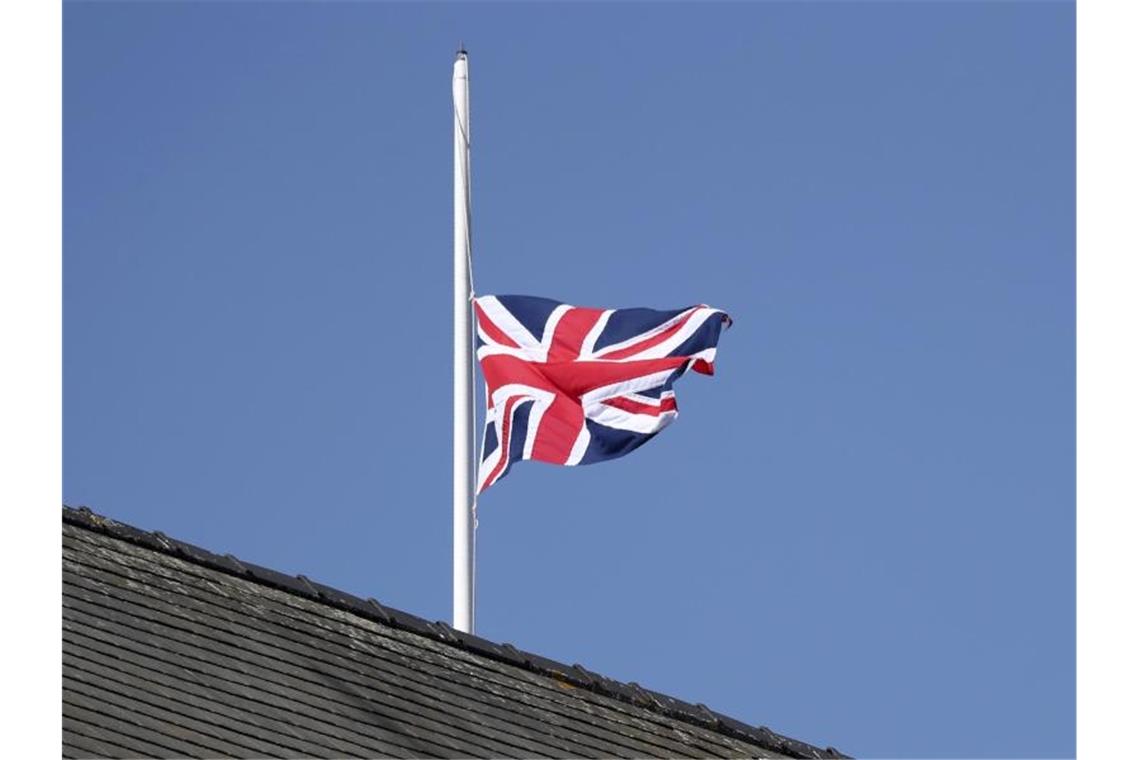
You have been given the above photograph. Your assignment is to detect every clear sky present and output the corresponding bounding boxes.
[64,2,1074,757]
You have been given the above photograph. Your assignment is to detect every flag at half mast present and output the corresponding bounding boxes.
[474,295,731,492]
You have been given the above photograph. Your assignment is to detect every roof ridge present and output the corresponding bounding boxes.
[62,505,847,760]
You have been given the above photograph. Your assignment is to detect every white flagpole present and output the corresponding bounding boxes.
[452,48,475,634]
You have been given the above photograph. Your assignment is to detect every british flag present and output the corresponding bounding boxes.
[474,295,732,493]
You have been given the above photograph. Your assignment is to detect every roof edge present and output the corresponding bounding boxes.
[62,505,848,760]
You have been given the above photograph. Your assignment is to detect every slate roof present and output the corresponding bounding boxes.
[62,506,847,759]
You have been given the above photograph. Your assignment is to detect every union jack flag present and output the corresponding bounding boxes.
[475,295,732,493]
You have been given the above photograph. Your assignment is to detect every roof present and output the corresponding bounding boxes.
[62,506,847,759]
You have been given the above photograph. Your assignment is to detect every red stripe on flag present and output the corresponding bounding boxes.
[547,307,605,363]
[601,395,677,417]
[595,307,699,360]
[529,393,585,465]
[474,301,520,348]
[482,395,519,491]
[480,354,555,397]
[539,357,689,397]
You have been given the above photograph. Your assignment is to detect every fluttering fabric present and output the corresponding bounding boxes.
[474,295,731,492]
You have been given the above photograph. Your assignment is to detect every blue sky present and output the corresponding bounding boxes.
[64,2,1074,757]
